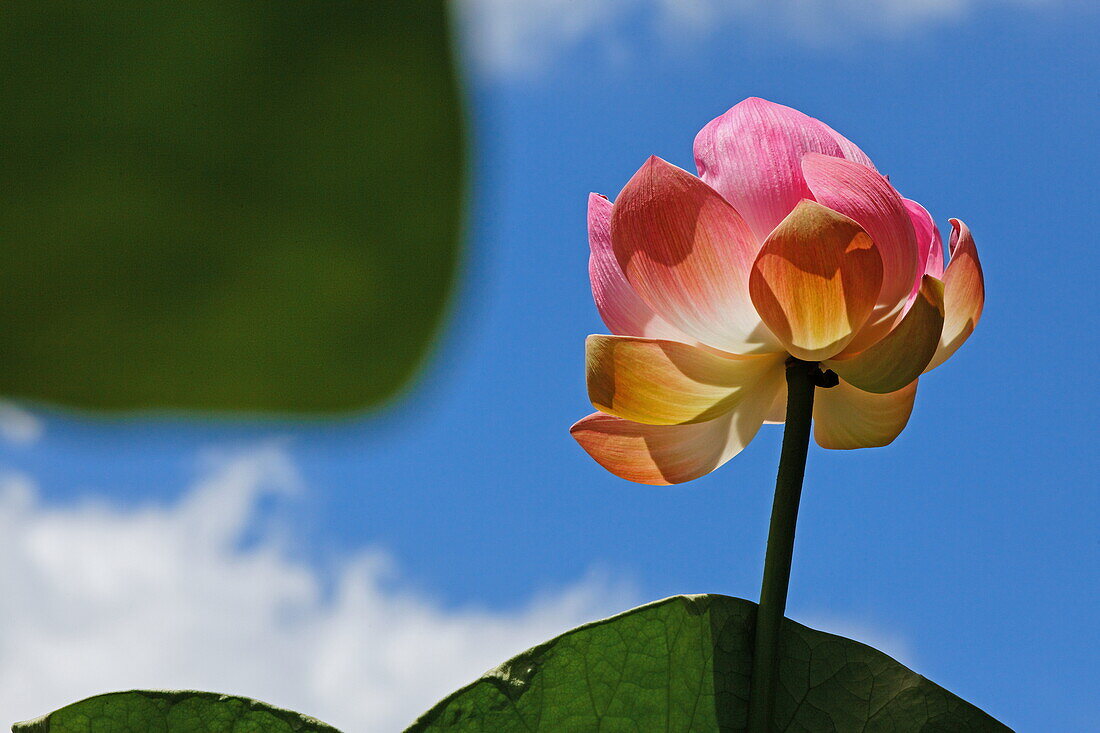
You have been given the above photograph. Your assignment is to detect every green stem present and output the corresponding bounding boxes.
[747,358,818,732]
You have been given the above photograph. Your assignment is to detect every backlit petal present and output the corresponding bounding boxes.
[802,154,919,347]
[749,200,883,361]
[813,379,918,450]
[693,97,874,242]
[611,156,779,353]
[586,335,785,425]
[764,381,787,424]
[570,366,784,484]
[826,276,944,393]
[925,219,984,371]
[587,193,691,341]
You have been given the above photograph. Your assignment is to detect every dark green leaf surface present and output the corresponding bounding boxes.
[407,594,1009,732]
[0,1,464,413]
[12,690,342,733]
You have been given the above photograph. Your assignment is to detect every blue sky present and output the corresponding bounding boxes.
[1,1,1098,729]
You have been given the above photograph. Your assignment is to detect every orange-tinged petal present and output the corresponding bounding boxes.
[813,379,917,450]
[826,276,944,394]
[611,156,781,354]
[802,154,918,312]
[749,200,883,361]
[586,335,785,425]
[570,366,783,484]
[925,219,984,371]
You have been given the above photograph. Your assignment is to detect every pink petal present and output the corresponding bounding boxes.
[903,198,945,282]
[829,129,877,170]
[611,156,780,354]
[925,219,984,371]
[570,364,783,484]
[693,97,874,243]
[813,379,918,450]
[588,193,692,341]
[749,200,883,361]
[586,335,785,425]
[802,154,920,349]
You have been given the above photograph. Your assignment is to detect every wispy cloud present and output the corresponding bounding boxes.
[0,402,43,446]
[455,0,1064,78]
[795,612,915,668]
[0,447,633,730]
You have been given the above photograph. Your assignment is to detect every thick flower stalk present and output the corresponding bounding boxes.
[570,97,984,484]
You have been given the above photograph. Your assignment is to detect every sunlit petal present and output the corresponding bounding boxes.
[586,335,785,425]
[749,200,883,361]
[571,366,784,484]
[611,156,780,353]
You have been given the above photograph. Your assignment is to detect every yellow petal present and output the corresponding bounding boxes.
[925,219,984,371]
[749,200,883,361]
[813,379,917,450]
[586,335,785,425]
[570,366,784,484]
[826,276,944,393]
[763,381,787,424]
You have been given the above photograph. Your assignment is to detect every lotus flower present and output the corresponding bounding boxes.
[570,98,984,485]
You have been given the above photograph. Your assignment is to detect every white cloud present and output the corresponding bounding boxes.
[455,0,633,76]
[795,612,915,669]
[0,402,43,446]
[455,0,1062,77]
[0,446,633,730]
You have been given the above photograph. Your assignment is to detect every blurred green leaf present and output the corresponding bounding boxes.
[407,594,1009,732]
[12,690,341,733]
[0,1,464,413]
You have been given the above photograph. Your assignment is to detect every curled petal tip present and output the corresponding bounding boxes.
[925,218,983,371]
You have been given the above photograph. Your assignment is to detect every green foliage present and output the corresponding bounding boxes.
[12,690,341,733]
[0,1,464,413]
[407,594,1009,732]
